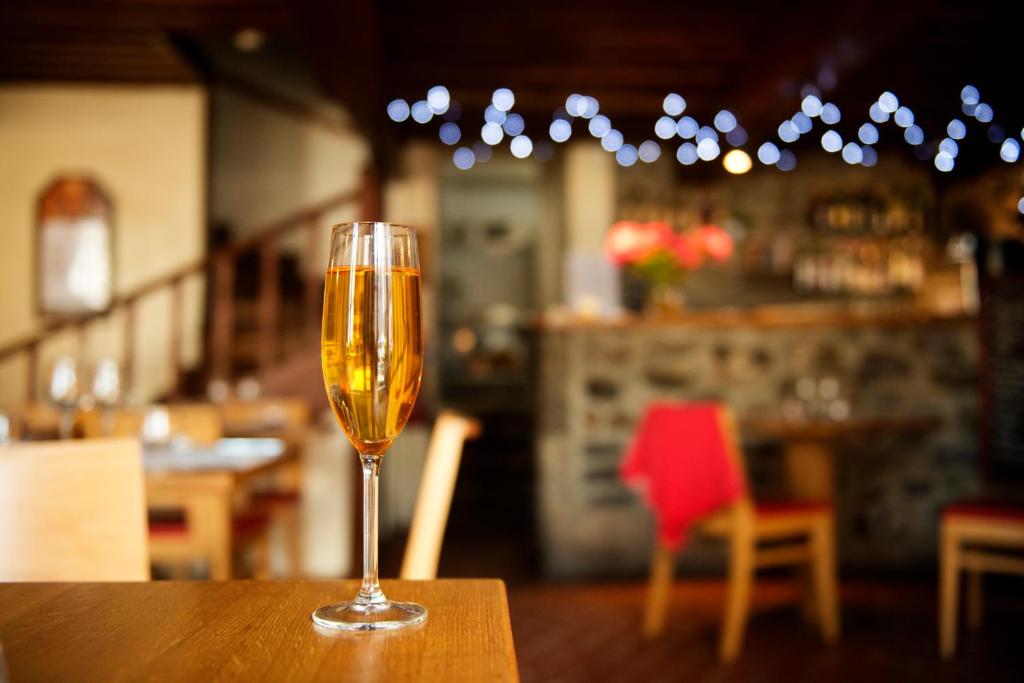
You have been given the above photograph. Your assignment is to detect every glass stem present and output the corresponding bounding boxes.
[357,454,386,605]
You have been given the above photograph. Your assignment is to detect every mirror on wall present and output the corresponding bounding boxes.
[36,176,114,315]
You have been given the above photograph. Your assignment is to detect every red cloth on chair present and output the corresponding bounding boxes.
[620,402,746,549]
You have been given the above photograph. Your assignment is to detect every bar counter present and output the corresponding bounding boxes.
[535,304,980,578]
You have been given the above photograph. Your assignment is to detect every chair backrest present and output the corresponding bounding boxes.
[79,404,223,444]
[400,411,482,580]
[219,398,311,438]
[0,438,149,581]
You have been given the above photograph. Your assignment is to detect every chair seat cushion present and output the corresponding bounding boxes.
[251,490,301,505]
[943,500,1024,522]
[147,511,270,538]
[756,500,832,517]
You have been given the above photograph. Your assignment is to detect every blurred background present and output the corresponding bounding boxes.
[1,0,1022,680]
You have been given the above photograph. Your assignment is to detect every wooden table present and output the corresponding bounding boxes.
[0,580,519,682]
[144,439,296,579]
[741,415,942,500]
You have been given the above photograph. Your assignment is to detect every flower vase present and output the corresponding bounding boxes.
[646,282,686,317]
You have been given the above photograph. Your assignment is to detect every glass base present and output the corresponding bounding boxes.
[312,600,427,631]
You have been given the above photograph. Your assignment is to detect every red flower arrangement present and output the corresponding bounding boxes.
[604,220,733,285]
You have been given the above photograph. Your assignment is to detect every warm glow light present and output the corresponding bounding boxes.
[722,149,752,174]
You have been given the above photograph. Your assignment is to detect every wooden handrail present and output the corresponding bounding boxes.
[0,185,363,397]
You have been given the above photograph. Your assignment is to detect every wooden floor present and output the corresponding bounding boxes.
[507,578,1022,682]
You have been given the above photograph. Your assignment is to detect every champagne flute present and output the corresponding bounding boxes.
[312,222,425,631]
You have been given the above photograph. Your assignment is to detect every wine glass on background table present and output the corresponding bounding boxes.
[312,222,425,631]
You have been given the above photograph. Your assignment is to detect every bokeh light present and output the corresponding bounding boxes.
[858,123,879,145]
[387,99,410,122]
[714,110,738,133]
[510,135,533,159]
[988,125,1006,143]
[860,146,878,167]
[472,141,493,163]
[565,94,585,116]
[894,106,914,128]
[960,85,980,105]
[601,129,624,152]
[492,88,515,112]
[663,93,686,116]
[869,102,889,123]
[878,91,899,113]
[439,122,461,145]
[427,85,450,114]
[533,140,554,162]
[655,116,676,139]
[974,103,993,122]
[1000,138,1020,162]
[934,151,954,172]
[939,137,959,157]
[484,104,506,124]
[411,100,433,123]
[726,126,748,146]
[722,149,752,174]
[638,140,661,163]
[589,115,611,138]
[549,119,572,143]
[696,126,718,143]
[802,95,823,117]
[821,130,843,152]
[947,119,966,140]
[697,138,720,161]
[841,142,863,164]
[1018,197,1024,214]
[616,144,639,166]
[503,113,525,136]
[820,103,841,125]
[776,149,797,171]
[676,142,698,165]
[792,112,813,134]
[676,116,699,139]
[903,125,924,145]
[757,142,780,165]
[778,120,799,142]
[482,122,504,145]
[453,146,475,170]
[581,96,600,119]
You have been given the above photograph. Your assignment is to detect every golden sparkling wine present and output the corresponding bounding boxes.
[321,265,423,455]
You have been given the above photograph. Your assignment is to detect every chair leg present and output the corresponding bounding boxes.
[719,523,755,662]
[643,542,675,638]
[939,521,960,659]
[966,570,982,632]
[809,516,840,643]
[797,566,817,625]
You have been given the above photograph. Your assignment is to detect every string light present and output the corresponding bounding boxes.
[388,83,1023,171]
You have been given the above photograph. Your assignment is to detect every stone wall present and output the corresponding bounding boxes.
[536,317,980,578]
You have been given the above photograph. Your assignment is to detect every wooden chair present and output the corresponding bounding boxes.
[0,438,149,581]
[220,398,312,577]
[939,500,1024,658]
[643,406,840,662]
[400,411,482,580]
[79,403,223,444]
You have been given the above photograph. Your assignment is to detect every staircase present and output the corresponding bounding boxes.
[0,169,381,410]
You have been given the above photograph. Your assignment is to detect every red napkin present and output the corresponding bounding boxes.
[620,402,746,549]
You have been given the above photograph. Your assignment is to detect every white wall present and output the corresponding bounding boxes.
[209,86,370,275]
[0,84,207,404]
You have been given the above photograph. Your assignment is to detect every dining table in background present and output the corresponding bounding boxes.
[0,580,519,682]
[740,414,943,500]
[144,437,296,579]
